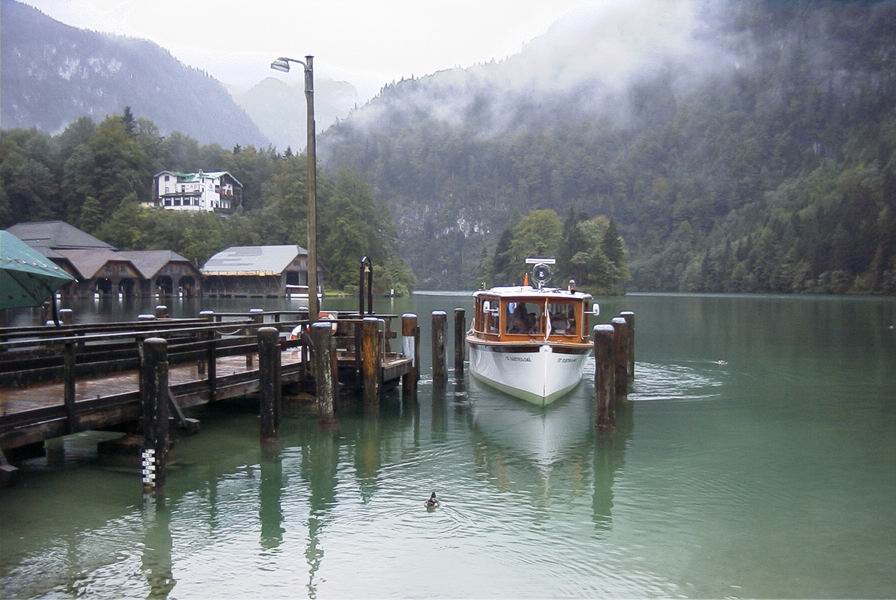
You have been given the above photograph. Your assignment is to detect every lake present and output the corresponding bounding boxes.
[1,292,895,598]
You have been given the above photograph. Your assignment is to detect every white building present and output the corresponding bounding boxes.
[151,170,243,213]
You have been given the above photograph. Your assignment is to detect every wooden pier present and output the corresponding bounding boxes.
[0,309,418,487]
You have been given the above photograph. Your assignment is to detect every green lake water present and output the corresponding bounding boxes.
[1,293,894,598]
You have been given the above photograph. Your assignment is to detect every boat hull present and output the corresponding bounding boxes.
[468,342,590,406]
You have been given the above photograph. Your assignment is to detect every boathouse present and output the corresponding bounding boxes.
[201,245,324,297]
[117,250,203,296]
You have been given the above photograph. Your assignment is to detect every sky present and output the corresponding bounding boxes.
[22,0,589,100]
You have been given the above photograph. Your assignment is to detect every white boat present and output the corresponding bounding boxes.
[466,259,597,406]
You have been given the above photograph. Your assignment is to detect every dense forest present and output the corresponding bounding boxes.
[0,111,415,294]
[323,1,896,294]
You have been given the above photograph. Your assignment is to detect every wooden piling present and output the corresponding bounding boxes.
[414,325,421,382]
[610,317,629,398]
[247,309,264,368]
[154,305,168,319]
[206,329,217,402]
[257,327,281,440]
[59,308,73,326]
[141,337,169,493]
[432,311,447,383]
[63,341,77,432]
[361,317,380,405]
[593,325,616,430]
[401,313,418,397]
[454,308,465,375]
[619,311,635,382]
[311,322,337,422]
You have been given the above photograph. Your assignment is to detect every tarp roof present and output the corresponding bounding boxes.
[116,250,195,279]
[202,245,307,276]
[6,221,115,250]
[54,249,137,280]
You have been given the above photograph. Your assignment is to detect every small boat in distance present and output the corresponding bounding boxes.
[466,259,598,406]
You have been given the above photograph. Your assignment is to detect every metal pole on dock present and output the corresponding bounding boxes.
[619,311,635,382]
[401,313,418,397]
[361,317,380,405]
[593,325,616,430]
[432,311,447,383]
[257,327,281,441]
[453,308,465,376]
[610,317,629,398]
[311,322,337,422]
[141,337,169,494]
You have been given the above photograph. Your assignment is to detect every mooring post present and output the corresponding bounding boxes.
[154,305,169,319]
[197,311,214,375]
[454,308,466,375]
[593,325,616,430]
[246,308,264,368]
[257,327,281,441]
[401,313,418,397]
[432,311,447,383]
[311,322,337,422]
[414,325,421,381]
[361,317,380,405]
[619,311,635,382]
[610,317,629,398]
[205,329,217,402]
[137,314,156,321]
[63,341,77,433]
[141,338,169,494]
[59,308,73,326]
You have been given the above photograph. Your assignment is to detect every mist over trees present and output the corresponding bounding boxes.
[322,0,896,294]
[0,111,415,294]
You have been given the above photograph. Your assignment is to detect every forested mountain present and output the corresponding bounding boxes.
[322,1,896,293]
[0,0,267,147]
[234,77,359,153]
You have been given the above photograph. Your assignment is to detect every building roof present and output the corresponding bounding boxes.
[202,245,307,276]
[116,250,195,279]
[54,249,137,280]
[155,170,243,187]
[6,221,115,250]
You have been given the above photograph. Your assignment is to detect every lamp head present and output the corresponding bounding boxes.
[270,58,291,73]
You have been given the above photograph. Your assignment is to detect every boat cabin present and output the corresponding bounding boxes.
[471,287,594,344]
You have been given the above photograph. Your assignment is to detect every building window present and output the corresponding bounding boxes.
[164,175,170,182]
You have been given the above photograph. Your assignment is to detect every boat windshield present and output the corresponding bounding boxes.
[504,301,543,335]
[547,301,578,336]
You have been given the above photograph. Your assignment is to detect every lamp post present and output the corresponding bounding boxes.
[271,55,319,321]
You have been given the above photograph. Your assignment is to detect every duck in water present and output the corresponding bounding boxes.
[424,492,439,509]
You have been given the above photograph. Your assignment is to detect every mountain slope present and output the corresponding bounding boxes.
[0,0,268,147]
[321,0,896,293]
[234,76,358,152]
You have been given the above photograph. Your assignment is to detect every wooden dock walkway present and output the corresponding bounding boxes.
[0,311,416,461]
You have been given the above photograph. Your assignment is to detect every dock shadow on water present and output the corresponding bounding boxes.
[1,293,895,598]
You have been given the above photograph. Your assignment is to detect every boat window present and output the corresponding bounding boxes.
[505,301,543,335]
[547,301,577,336]
[482,299,500,334]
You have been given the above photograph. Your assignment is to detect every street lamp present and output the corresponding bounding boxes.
[270,55,319,321]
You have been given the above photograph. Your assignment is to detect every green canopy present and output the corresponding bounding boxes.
[0,230,76,310]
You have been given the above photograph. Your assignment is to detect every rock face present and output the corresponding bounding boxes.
[0,0,268,148]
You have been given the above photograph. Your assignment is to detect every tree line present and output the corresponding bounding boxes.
[0,109,415,294]
[481,208,630,294]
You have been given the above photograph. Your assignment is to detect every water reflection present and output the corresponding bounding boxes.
[142,497,175,600]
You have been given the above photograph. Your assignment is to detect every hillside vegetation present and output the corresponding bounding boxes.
[0,112,414,294]
[322,1,896,293]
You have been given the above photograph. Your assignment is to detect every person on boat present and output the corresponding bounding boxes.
[508,304,528,333]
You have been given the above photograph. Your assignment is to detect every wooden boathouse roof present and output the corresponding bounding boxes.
[6,220,115,250]
[202,245,309,276]
[117,250,196,279]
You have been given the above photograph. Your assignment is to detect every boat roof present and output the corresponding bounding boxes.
[473,286,592,301]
